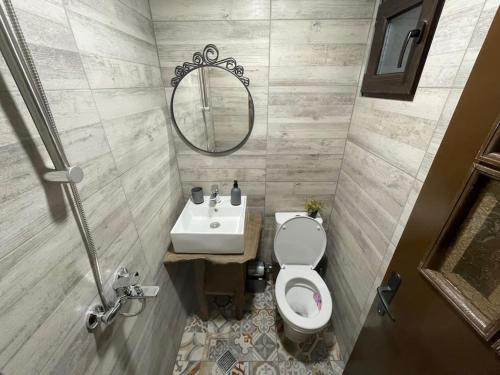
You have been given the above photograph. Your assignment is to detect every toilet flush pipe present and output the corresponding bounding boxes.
[0,0,108,307]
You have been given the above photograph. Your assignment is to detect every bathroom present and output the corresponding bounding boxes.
[0,0,499,374]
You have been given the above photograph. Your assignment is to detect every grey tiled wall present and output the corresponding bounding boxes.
[325,0,499,360]
[151,0,377,262]
[0,0,191,374]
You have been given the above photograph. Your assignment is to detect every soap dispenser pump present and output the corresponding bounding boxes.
[231,180,241,206]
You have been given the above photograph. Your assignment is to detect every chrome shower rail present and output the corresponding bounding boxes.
[0,0,108,307]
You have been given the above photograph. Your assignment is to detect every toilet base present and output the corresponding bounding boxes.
[283,321,315,343]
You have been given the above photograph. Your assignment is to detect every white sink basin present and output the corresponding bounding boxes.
[170,196,247,254]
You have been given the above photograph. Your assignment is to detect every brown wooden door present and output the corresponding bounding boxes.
[344,10,500,375]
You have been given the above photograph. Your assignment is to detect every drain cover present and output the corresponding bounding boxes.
[216,350,236,374]
[210,221,221,229]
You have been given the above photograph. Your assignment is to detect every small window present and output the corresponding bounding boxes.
[361,0,444,100]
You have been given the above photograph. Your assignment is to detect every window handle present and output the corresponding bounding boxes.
[397,22,426,68]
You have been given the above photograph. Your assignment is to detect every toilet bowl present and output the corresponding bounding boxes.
[273,214,332,343]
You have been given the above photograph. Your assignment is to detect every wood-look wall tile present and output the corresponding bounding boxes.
[12,4,88,90]
[348,89,449,176]
[270,19,370,86]
[16,8,78,52]
[29,43,89,90]
[335,170,394,249]
[154,20,270,87]
[177,154,266,169]
[269,86,355,129]
[150,0,270,21]
[271,19,372,45]
[120,149,180,233]
[416,89,463,182]
[181,181,266,209]
[267,138,345,155]
[390,179,422,247]
[13,0,70,27]
[328,203,378,307]
[1,1,187,374]
[341,141,413,220]
[265,181,335,216]
[81,55,163,89]
[454,0,498,87]
[0,214,85,368]
[59,123,118,199]
[102,108,170,174]
[419,0,484,87]
[0,124,116,258]
[67,10,158,66]
[138,188,183,270]
[266,154,342,181]
[64,0,155,44]
[119,0,152,19]
[46,90,101,130]
[180,168,266,182]
[271,0,376,20]
[92,88,166,120]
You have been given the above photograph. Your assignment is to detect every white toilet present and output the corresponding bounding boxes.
[273,212,333,343]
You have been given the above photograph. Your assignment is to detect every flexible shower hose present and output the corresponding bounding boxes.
[2,0,108,307]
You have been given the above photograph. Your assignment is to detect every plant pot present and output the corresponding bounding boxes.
[308,210,318,218]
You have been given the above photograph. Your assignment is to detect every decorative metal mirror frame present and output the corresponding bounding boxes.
[169,44,255,156]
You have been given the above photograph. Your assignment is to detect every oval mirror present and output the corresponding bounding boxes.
[170,45,254,156]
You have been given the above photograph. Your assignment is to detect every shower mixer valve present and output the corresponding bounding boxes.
[85,267,159,331]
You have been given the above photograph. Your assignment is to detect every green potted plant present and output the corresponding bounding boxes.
[305,199,322,218]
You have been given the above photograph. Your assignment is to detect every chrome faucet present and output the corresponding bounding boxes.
[86,268,159,330]
[209,184,221,207]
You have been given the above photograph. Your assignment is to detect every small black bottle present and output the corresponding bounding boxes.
[231,180,241,206]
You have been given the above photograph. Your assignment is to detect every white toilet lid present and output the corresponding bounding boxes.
[274,216,326,268]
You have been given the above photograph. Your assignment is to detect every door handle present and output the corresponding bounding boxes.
[377,272,402,321]
[397,21,427,68]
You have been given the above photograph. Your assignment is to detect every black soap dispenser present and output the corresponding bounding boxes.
[231,180,241,206]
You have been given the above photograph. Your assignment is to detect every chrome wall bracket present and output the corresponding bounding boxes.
[44,166,84,183]
[85,268,159,331]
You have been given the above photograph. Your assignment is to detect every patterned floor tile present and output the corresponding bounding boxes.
[184,314,208,334]
[279,360,342,375]
[172,361,249,375]
[178,332,207,361]
[249,361,280,375]
[245,282,275,311]
[176,284,343,375]
[172,360,201,375]
[204,331,278,362]
[276,322,338,363]
[240,309,277,335]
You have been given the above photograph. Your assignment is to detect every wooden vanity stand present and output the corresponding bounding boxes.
[163,212,262,320]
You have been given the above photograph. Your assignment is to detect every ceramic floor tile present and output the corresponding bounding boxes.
[249,361,280,375]
[172,361,249,375]
[178,332,207,361]
[279,360,342,375]
[240,309,277,335]
[172,360,202,375]
[176,288,343,374]
[184,314,208,334]
[245,282,275,311]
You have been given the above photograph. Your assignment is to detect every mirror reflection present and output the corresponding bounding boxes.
[171,66,253,154]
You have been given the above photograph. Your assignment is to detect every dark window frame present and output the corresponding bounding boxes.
[361,0,444,101]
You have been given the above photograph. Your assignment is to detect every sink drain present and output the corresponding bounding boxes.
[210,221,221,229]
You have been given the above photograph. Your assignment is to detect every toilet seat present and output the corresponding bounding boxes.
[275,265,332,332]
[274,216,326,268]
[273,216,332,335]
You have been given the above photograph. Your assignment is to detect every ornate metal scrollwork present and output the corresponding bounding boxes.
[170,44,250,87]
